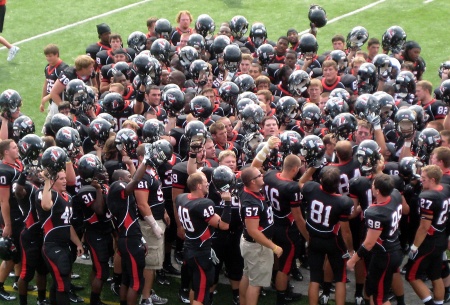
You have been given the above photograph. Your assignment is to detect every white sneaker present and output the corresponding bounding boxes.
[7,46,19,62]
[150,290,168,305]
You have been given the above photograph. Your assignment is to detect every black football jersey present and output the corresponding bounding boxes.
[319,76,346,93]
[101,101,135,131]
[363,189,402,253]
[302,181,353,238]
[441,171,450,186]
[329,158,362,195]
[419,184,450,236]
[72,184,113,232]
[175,193,216,257]
[422,99,448,122]
[240,188,274,241]
[349,175,373,212]
[15,181,40,234]
[156,154,181,202]
[263,170,302,225]
[36,189,72,243]
[86,42,111,60]
[340,74,358,95]
[44,60,69,95]
[107,181,142,237]
[135,169,165,220]
[171,160,217,192]
[383,161,399,176]
[0,160,24,223]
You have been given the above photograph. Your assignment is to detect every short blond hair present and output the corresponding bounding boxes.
[422,165,442,184]
[218,150,236,162]
[74,55,95,70]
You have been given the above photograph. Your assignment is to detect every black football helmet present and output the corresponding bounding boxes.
[115,128,139,158]
[242,132,264,160]
[241,104,264,133]
[230,15,249,39]
[223,44,242,73]
[249,23,267,48]
[195,14,215,37]
[353,94,379,120]
[439,61,450,79]
[300,135,325,167]
[18,134,43,165]
[89,118,112,146]
[409,105,429,131]
[146,139,173,168]
[301,103,322,132]
[308,4,327,28]
[374,92,397,124]
[55,127,82,159]
[288,70,310,96]
[414,128,441,163]
[190,96,213,119]
[154,18,172,40]
[187,34,206,52]
[236,97,255,118]
[257,44,275,66]
[219,81,240,105]
[151,39,171,65]
[127,31,147,53]
[395,71,415,99]
[212,35,231,55]
[0,237,17,261]
[394,108,416,139]
[382,26,406,54]
[133,53,152,76]
[356,140,381,176]
[372,54,392,79]
[276,96,298,123]
[331,113,357,141]
[346,26,369,49]
[189,59,210,86]
[280,131,302,156]
[212,165,236,193]
[329,50,348,74]
[41,146,68,177]
[440,80,450,105]
[329,88,351,104]
[147,57,162,85]
[97,113,117,131]
[50,113,72,134]
[299,34,318,59]
[234,74,255,93]
[12,115,35,141]
[185,120,208,149]
[398,157,421,181]
[142,119,165,143]
[357,63,377,94]
[102,92,125,114]
[113,61,131,77]
[78,154,106,183]
[179,46,199,70]
[132,74,152,91]
[324,97,349,122]
[162,88,185,116]
[238,92,259,104]
[0,89,22,118]
[65,79,87,110]
[128,114,146,132]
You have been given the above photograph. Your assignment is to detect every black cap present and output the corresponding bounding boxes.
[113,48,127,55]
[287,28,298,35]
[97,23,111,35]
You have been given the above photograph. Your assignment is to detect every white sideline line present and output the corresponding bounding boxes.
[298,0,387,35]
[424,0,434,3]
[0,0,152,51]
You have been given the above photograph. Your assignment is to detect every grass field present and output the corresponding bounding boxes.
[0,1,449,304]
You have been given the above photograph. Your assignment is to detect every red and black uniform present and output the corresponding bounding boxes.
[136,168,165,221]
[37,189,73,303]
[329,157,362,195]
[271,84,292,98]
[405,184,450,283]
[175,193,217,305]
[0,159,24,263]
[58,66,93,87]
[419,99,448,123]
[86,42,111,61]
[18,181,47,282]
[44,59,69,100]
[73,184,113,281]
[100,62,131,85]
[302,181,353,284]
[170,27,193,46]
[363,190,403,305]
[107,180,145,293]
[263,171,302,274]
[95,48,135,70]
[319,76,346,93]
[101,100,135,131]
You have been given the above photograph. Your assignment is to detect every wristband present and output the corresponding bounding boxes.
[404,141,411,148]
[136,90,145,102]
[189,153,197,159]
[410,244,418,252]
[356,244,370,258]
[273,246,278,252]
[374,124,381,130]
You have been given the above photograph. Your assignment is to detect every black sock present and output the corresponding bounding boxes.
[120,301,127,305]
[355,283,364,297]
[90,292,100,305]
[277,290,286,304]
[113,273,122,286]
[209,292,214,305]
[425,299,435,305]
[14,276,19,283]
[0,282,4,289]
[164,252,171,265]
[446,286,450,294]
[180,263,190,290]
[19,294,27,305]
[322,282,332,295]
[38,289,47,302]
[232,288,239,299]
[396,294,405,305]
